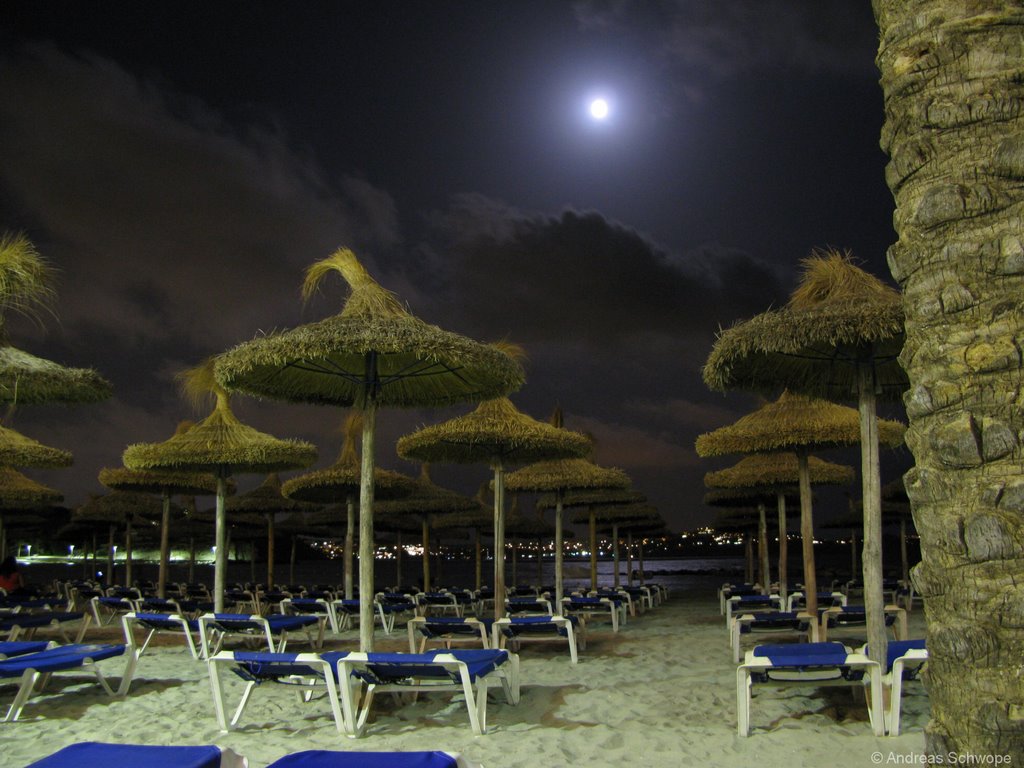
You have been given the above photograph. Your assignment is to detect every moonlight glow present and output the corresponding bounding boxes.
[589,98,609,120]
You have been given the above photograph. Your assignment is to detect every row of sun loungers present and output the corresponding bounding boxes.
[28,742,479,768]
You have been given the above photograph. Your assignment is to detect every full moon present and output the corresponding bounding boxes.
[589,98,609,120]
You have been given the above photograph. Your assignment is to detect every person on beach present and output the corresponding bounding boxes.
[0,555,26,594]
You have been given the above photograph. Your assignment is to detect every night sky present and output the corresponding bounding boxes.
[0,1,912,533]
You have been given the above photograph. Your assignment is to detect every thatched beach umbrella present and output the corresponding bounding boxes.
[431,487,493,591]
[398,397,591,618]
[99,435,223,597]
[0,423,74,469]
[123,362,317,611]
[696,391,904,614]
[704,251,907,664]
[506,452,630,609]
[282,413,415,599]
[374,464,476,593]
[540,487,645,591]
[0,233,112,407]
[215,249,523,650]
[0,466,62,558]
[224,473,319,589]
[571,502,658,589]
[704,452,855,599]
[75,491,165,586]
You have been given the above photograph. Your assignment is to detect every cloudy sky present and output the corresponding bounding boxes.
[0,1,912,532]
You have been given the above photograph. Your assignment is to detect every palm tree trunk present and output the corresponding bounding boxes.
[875,0,1024,754]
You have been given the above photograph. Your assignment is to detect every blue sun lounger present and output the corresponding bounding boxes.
[407,616,492,653]
[0,611,92,644]
[25,742,247,768]
[863,638,928,736]
[337,649,520,736]
[266,751,481,768]
[560,596,621,632]
[730,610,816,663]
[492,615,583,664]
[818,605,908,642]
[199,613,326,656]
[0,640,51,659]
[724,595,784,626]
[736,641,883,736]
[122,612,205,659]
[206,649,351,733]
[0,643,138,721]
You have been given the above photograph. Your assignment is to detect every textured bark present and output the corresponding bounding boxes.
[875,0,1024,755]
[798,452,818,615]
[777,492,788,602]
[757,501,771,590]
[358,400,376,652]
[492,459,506,620]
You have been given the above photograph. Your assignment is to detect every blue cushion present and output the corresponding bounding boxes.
[26,742,224,768]
[268,751,458,768]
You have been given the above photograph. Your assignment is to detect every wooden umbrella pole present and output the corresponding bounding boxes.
[492,459,506,620]
[266,513,276,588]
[851,528,858,583]
[758,501,770,593]
[900,514,910,585]
[589,509,597,591]
[776,491,788,602]
[626,531,634,586]
[611,523,620,589]
[536,536,543,585]
[344,496,355,598]
[214,474,228,612]
[744,532,753,584]
[858,363,886,666]
[638,538,646,585]
[289,535,297,584]
[158,492,171,598]
[511,535,518,587]
[107,525,115,585]
[125,516,134,586]
[358,397,378,652]
[421,517,431,592]
[554,495,564,615]
[474,528,481,591]
[0,516,4,559]
[395,531,403,590]
[798,450,818,615]
[188,535,195,584]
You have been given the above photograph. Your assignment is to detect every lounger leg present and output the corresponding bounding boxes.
[73,613,93,643]
[736,667,752,736]
[4,669,41,721]
[207,659,231,731]
[460,668,484,734]
[566,625,579,665]
[867,664,885,737]
[889,660,905,736]
[231,681,259,727]
[115,648,139,696]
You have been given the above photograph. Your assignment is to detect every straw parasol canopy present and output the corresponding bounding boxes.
[215,248,524,651]
[0,233,112,407]
[0,466,63,558]
[99,437,225,598]
[697,390,903,613]
[703,250,909,665]
[397,396,591,618]
[572,501,658,589]
[282,413,415,599]
[0,423,73,468]
[123,361,317,611]
[705,452,856,594]
[505,450,631,610]
[224,473,319,588]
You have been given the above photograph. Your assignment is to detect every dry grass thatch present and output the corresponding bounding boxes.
[704,453,855,490]
[123,374,317,476]
[0,345,112,406]
[536,487,644,510]
[397,397,592,465]
[570,502,658,525]
[0,422,73,468]
[74,490,170,522]
[98,466,222,496]
[695,390,905,456]
[373,464,478,516]
[215,249,525,409]
[0,466,62,508]
[225,473,319,514]
[703,250,907,401]
[504,457,630,493]
[0,233,56,329]
[704,487,800,509]
[282,413,415,502]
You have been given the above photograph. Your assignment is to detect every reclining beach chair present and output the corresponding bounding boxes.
[0,611,92,644]
[332,599,402,635]
[724,595,784,626]
[505,597,553,615]
[337,648,520,737]
[0,640,51,659]
[199,613,326,657]
[863,638,928,736]
[266,751,481,768]
[281,597,340,634]
[561,596,622,631]
[729,611,816,663]
[492,615,583,664]
[90,587,142,626]
[785,591,846,612]
[407,616,492,653]
[26,742,247,768]
[122,612,205,659]
[206,649,351,733]
[0,642,139,721]
[415,592,463,618]
[718,583,762,614]
[736,641,883,736]
[818,605,907,642]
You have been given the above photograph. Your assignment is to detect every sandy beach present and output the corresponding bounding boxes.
[4,582,929,768]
